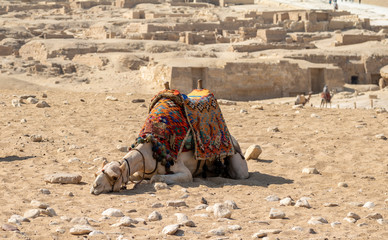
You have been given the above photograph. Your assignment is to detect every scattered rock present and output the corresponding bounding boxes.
[24,209,40,219]
[8,215,30,224]
[193,213,209,218]
[249,220,270,225]
[12,99,21,107]
[323,203,338,207]
[70,217,90,225]
[267,126,279,132]
[40,207,57,217]
[348,202,363,207]
[377,219,388,225]
[26,97,39,104]
[258,229,282,234]
[44,173,82,184]
[224,200,238,209]
[20,119,27,123]
[357,222,368,227]
[56,227,66,234]
[112,217,136,227]
[208,227,225,236]
[30,200,49,209]
[64,191,74,197]
[106,96,118,101]
[40,189,51,194]
[347,212,360,220]
[302,167,319,174]
[151,203,164,208]
[244,145,262,160]
[295,199,311,208]
[269,208,285,219]
[166,200,187,207]
[1,224,19,232]
[30,135,43,142]
[162,224,180,235]
[213,203,232,219]
[132,99,145,103]
[68,157,81,163]
[228,225,242,231]
[89,230,104,236]
[200,197,207,204]
[69,225,94,235]
[174,213,188,223]
[363,202,375,209]
[292,226,304,231]
[265,195,280,202]
[154,182,169,191]
[102,208,124,217]
[338,182,348,187]
[252,232,267,238]
[36,101,50,108]
[331,221,341,227]
[240,109,248,114]
[308,216,328,225]
[375,134,387,140]
[280,197,294,206]
[344,217,357,223]
[148,211,162,221]
[310,113,320,118]
[251,105,264,110]
[366,213,383,219]
[195,204,208,210]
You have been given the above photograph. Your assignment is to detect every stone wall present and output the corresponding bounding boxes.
[335,33,384,46]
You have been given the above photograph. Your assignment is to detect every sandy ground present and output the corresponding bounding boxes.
[0,76,387,239]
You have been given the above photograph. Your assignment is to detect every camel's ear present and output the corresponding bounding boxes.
[101,160,108,168]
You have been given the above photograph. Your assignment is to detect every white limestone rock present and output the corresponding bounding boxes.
[44,173,82,184]
[224,200,238,209]
[279,197,294,206]
[363,202,375,209]
[366,213,383,219]
[26,97,38,104]
[213,203,232,219]
[69,225,94,235]
[377,219,388,225]
[106,96,118,101]
[36,101,50,108]
[89,230,104,236]
[70,217,90,225]
[102,208,124,217]
[228,225,242,231]
[269,208,285,219]
[295,199,311,208]
[244,145,262,160]
[112,217,137,227]
[162,224,180,235]
[338,182,348,187]
[195,204,208,210]
[148,211,162,221]
[208,227,225,236]
[308,216,328,225]
[265,195,280,202]
[267,126,279,132]
[30,135,43,142]
[8,215,30,224]
[68,157,81,163]
[166,200,187,207]
[347,212,361,220]
[344,217,357,223]
[331,221,341,227]
[151,203,164,208]
[24,209,40,219]
[30,200,49,209]
[302,167,319,174]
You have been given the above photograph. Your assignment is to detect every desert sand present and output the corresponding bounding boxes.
[1,0,388,239]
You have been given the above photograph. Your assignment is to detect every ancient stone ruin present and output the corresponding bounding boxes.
[1,0,387,100]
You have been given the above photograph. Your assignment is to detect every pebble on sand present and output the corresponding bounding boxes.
[102,208,124,217]
[308,216,328,225]
[1,224,19,232]
[213,203,232,219]
[106,96,118,101]
[269,208,286,219]
[166,200,187,207]
[162,224,180,235]
[338,182,348,187]
[148,211,162,221]
[302,167,319,174]
[44,173,82,184]
[69,225,94,235]
[363,202,375,209]
[154,182,170,191]
[244,145,262,160]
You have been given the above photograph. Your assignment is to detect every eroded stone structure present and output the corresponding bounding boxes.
[0,0,387,99]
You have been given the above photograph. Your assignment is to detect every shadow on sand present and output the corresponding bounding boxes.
[112,171,293,196]
[0,155,35,162]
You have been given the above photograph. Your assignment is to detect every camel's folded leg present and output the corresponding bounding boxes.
[150,160,193,184]
[227,153,249,179]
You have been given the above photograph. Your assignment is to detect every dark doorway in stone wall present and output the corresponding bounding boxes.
[371,74,381,85]
[310,68,325,93]
[351,75,359,84]
[191,68,206,90]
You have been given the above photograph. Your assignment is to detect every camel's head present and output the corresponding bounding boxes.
[90,160,126,195]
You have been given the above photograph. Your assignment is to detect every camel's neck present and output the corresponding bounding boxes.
[122,143,153,176]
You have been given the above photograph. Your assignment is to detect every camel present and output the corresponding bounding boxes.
[320,86,335,108]
[294,92,312,106]
[91,81,249,195]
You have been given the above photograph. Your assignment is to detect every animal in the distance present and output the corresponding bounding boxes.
[91,84,249,195]
[320,85,334,108]
[294,92,312,106]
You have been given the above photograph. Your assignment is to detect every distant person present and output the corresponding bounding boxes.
[333,0,338,10]
[329,0,332,4]
[359,0,361,4]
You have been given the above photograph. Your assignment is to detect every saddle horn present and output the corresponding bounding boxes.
[164,81,170,90]
[197,79,203,90]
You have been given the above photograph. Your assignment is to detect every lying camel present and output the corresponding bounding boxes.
[91,81,249,195]
[90,136,248,195]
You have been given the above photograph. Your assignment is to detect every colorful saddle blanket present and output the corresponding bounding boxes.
[184,89,234,161]
[138,89,234,163]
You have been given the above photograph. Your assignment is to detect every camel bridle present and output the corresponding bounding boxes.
[101,148,159,192]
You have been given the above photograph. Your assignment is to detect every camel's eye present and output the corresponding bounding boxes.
[112,176,118,181]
